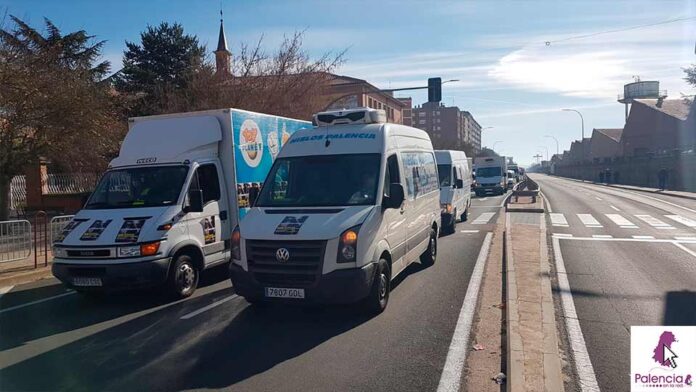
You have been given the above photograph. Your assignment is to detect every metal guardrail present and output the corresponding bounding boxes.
[0,220,32,263]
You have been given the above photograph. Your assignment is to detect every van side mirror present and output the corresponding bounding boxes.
[455,179,464,189]
[383,183,405,209]
[248,187,260,207]
[186,189,204,213]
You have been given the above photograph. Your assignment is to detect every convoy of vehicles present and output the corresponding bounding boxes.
[230,107,441,313]
[473,156,508,196]
[52,109,309,298]
[435,150,472,234]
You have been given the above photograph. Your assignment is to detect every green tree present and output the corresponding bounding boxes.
[0,15,122,219]
[116,22,206,115]
[685,64,696,88]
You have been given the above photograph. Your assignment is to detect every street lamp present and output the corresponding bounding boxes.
[562,108,586,179]
[544,135,559,155]
[482,126,494,131]
[537,146,549,161]
[492,140,503,151]
[442,79,460,85]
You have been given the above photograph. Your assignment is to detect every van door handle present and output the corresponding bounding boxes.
[219,210,228,221]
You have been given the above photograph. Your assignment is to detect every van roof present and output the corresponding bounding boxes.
[435,150,468,164]
[278,123,431,157]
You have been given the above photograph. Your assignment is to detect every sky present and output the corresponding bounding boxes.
[2,0,695,166]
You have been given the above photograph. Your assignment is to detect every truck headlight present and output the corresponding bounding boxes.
[441,203,453,214]
[337,225,360,263]
[53,246,67,258]
[231,225,241,260]
[118,245,141,257]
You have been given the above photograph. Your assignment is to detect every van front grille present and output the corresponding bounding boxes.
[246,240,326,287]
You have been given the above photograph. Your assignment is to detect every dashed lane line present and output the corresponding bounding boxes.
[472,212,496,225]
[0,291,75,315]
[180,294,239,320]
[610,205,621,212]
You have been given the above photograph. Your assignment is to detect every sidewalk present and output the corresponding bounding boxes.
[550,175,696,201]
[505,212,564,392]
[0,254,54,287]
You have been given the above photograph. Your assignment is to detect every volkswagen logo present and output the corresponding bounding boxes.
[275,248,290,263]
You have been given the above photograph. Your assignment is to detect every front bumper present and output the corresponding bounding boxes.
[230,262,376,304]
[475,185,504,194]
[52,258,172,291]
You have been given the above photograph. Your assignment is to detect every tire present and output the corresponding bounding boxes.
[420,227,438,266]
[363,259,390,314]
[461,207,468,222]
[167,254,199,299]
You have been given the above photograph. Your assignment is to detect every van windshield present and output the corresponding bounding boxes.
[476,167,502,177]
[437,164,452,187]
[85,165,188,209]
[256,154,381,207]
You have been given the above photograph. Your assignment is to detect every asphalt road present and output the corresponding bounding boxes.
[532,174,696,392]
[0,193,505,392]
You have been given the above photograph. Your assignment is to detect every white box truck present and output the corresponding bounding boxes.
[52,109,310,298]
[230,107,441,313]
[473,156,508,196]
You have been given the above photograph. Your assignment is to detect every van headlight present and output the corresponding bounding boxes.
[441,203,453,214]
[53,246,67,258]
[118,245,141,257]
[337,225,361,263]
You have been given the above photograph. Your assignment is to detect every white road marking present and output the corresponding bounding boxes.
[664,215,696,228]
[610,205,621,211]
[633,235,655,239]
[550,213,568,227]
[180,294,239,320]
[553,233,574,237]
[674,242,696,259]
[460,230,480,234]
[552,237,600,391]
[478,198,488,201]
[540,191,553,212]
[675,236,696,241]
[594,197,603,201]
[604,214,638,228]
[634,214,673,229]
[0,285,14,297]
[557,236,696,243]
[592,235,613,238]
[472,212,496,225]
[577,214,603,228]
[0,291,75,314]
[437,232,493,392]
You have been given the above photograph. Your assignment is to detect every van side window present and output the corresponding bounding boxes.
[384,154,400,197]
[191,164,220,205]
[401,152,437,199]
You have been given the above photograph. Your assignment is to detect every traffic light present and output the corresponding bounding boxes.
[428,77,441,102]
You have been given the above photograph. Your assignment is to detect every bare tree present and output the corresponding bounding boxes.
[158,31,345,120]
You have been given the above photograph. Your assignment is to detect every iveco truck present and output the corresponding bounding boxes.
[52,109,309,297]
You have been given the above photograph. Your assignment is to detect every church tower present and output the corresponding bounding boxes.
[214,10,231,76]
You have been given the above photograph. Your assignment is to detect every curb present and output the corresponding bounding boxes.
[547,175,696,201]
[0,266,54,288]
[504,213,524,392]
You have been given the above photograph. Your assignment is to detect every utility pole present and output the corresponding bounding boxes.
[533,154,543,164]
[545,135,559,155]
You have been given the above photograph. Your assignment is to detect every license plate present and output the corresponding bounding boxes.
[265,287,305,299]
[72,277,102,287]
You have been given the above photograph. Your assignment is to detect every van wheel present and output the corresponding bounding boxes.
[448,209,457,234]
[461,207,468,222]
[420,228,437,266]
[363,260,390,314]
[168,254,199,299]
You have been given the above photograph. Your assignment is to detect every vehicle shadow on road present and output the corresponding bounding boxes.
[663,290,696,325]
[0,264,231,351]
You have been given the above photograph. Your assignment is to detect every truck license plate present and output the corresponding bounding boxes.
[72,277,102,287]
[265,287,305,299]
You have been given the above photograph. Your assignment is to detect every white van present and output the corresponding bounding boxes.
[506,170,515,189]
[230,108,441,313]
[52,109,309,298]
[435,150,472,234]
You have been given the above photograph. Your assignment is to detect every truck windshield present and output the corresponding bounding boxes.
[438,164,452,187]
[476,167,502,177]
[256,154,381,207]
[85,166,188,209]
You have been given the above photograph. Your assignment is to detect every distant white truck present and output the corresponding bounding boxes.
[52,109,309,298]
[435,150,472,234]
[473,156,508,196]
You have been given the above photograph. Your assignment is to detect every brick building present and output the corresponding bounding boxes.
[620,99,695,156]
[411,102,482,153]
[589,128,623,162]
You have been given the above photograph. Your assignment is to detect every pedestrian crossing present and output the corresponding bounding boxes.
[543,212,696,233]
